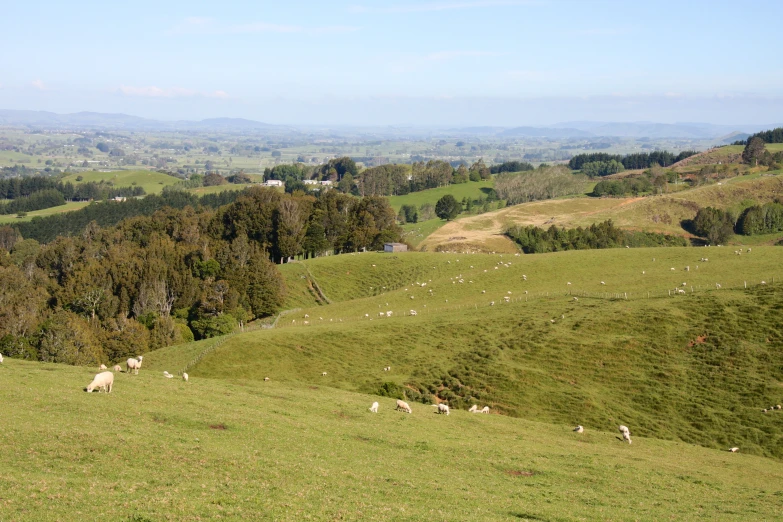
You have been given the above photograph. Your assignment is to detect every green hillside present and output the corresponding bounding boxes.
[187,248,783,461]
[60,169,181,194]
[2,357,781,521]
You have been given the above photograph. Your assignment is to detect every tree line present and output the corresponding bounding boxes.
[494,165,586,205]
[735,127,783,145]
[505,220,688,254]
[568,150,697,171]
[0,187,401,366]
[687,200,783,244]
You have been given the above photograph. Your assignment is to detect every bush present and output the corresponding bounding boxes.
[692,207,734,244]
[191,314,237,339]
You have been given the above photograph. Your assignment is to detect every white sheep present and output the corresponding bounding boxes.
[573,297,579,301]
[395,399,412,414]
[86,371,114,393]
[264,377,270,381]
[573,425,584,433]
[99,364,107,370]
[113,365,122,372]
[468,405,478,413]
[480,406,490,414]
[728,447,739,452]
[410,310,417,316]
[126,355,143,375]
[600,281,606,285]
[619,425,632,444]
[386,311,392,317]
[490,301,495,306]
[0,352,4,364]
[379,312,385,317]
[436,403,450,415]
[369,401,379,413]
[180,372,188,382]
[322,372,327,376]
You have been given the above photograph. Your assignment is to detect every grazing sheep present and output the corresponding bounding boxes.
[671,268,675,271]
[480,406,490,414]
[762,409,767,413]
[761,281,767,285]
[386,311,393,317]
[747,248,751,253]
[369,401,379,413]
[0,352,3,364]
[113,365,122,372]
[468,405,478,413]
[490,301,495,306]
[395,399,412,414]
[435,403,450,415]
[574,425,584,433]
[410,310,417,316]
[304,314,309,319]
[600,281,606,285]
[716,283,722,289]
[183,373,189,382]
[322,372,327,376]
[86,371,114,393]
[775,405,782,410]
[573,297,579,301]
[729,447,739,452]
[126,356,143,375]
[99,364,107,370]
[264,377,270,381]
[482,290,486,294]
[619,425,632,444]
[567,282,571,285]
[379,312,385,317]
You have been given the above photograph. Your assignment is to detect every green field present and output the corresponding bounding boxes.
[387,180,494,212]
[61,169,181,194]
[0,200,92,223]
[3,246,783,520]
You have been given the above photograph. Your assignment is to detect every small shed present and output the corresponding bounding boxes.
[384,242,408,253]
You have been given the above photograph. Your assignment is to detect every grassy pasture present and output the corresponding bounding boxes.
[2,358,782,521]
[60,169,181,194]
[387,180,494,212]
[0,200,92,223]
[193,248,783,460]
[419,173,783,251]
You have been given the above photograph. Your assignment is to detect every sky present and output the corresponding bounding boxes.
[2,0,782,126]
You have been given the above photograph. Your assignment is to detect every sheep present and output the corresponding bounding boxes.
[776,405,782,410]
[573,297,579,301]
[379,312,385,317]
[113,365,122,372]
[434,403,450,415]
[0,352,3,364]
[386,311,393,317]
[322,372,327,376]
[304,314,309,319]
[567,282,571,285]
[99,364,107,370]
[619,425,632,444]
[86,371,114,393]
[264,377,270,381]
[480,406,490,414]
[395,399,412,414]
[369,401,379,413]
[410,310,417,316]
[482,290,486,294]
[685,266,690,272]
[490,301,495,306]
[600,281,606,285]
[183,372,189,382]
[573,425,584,433]
[126,355,143,375]
[503,296,510,302]
[728,447,739,452]
[468,405,478,413]
[761,281,767,285]
[670,268,675,271]
[716,283,722,289]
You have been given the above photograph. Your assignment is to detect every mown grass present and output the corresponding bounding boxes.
[60,169,181,194]
[2,358,782,521]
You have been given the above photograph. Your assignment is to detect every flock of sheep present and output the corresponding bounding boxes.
[84,355,188,393]
[367,398,491,416]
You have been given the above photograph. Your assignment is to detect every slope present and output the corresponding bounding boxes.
[193,248,783,458]
[1,358,781,521]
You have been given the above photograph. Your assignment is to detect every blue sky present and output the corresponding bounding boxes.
[2,0,782,125]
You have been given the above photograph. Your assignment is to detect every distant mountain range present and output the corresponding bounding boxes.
[0,109,778,139]
[0,110,286,132]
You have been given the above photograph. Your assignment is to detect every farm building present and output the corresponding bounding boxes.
[263,180,284,187]
[384,242,408,253]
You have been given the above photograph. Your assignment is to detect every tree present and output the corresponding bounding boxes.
[435,195,461,220]
[742,137,766,166]
[469,159,491,180]
[96,142,109,153]
[203,172,227,186]
[693,207,734,244]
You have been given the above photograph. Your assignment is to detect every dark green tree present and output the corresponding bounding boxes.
[742,137,766,166]
[435,195,461,220]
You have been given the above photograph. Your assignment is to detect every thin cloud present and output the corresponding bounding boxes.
[389,50,501,73]
[169,17,357,35]
[31,79,48,91]
[350,0,535,13]
[425,50,500,61]
[118,85,230,99]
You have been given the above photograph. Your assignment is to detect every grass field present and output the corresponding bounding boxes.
[0,200,92,223]
[60,169,181,194]
[3,247,783,519]
[387,180,494,212]
[419,173,783,252]
[2,356,782,521]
